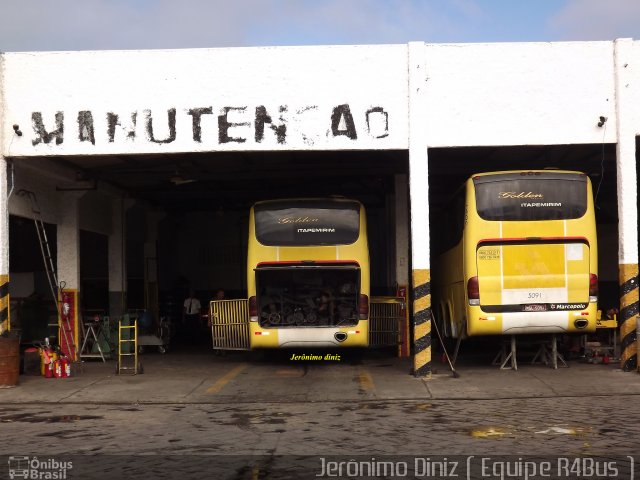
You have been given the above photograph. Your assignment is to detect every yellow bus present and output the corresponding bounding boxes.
[246,198,370,348]
[432,170,598,338]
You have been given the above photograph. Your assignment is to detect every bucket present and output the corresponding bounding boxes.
[0,336,20,387]
[23,348,40,376]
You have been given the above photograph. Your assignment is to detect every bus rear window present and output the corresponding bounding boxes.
[254,200,360,246]
[473,172,588,221]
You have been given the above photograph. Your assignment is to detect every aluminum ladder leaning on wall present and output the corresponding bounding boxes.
[16,189,77,362]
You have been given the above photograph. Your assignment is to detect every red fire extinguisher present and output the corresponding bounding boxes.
[53,355,72,378]
[54,359,62,378]
[63,356,71,377]
[59,356,70,378]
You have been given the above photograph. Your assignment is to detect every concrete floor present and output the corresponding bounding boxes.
[3,346,640,404]
[1,348,639,479]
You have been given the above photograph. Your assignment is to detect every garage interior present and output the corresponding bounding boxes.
[9,150,409,353]
[8,141,628,363]
[427,143,621,364]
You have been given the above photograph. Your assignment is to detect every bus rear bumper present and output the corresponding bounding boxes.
[251,326,369,348]
[467,306,597,336]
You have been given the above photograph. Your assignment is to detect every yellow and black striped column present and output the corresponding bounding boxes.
[0,274,9,333]
[413,269,431,377]
[619,264,639,371]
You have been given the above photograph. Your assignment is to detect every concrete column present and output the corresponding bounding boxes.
[0,58,9,333]
[56,191,82,358]
[145,211,165,261]
[614,39,639,372]
[57,193,81,290]
[144,211,165,319]
[395,174,410,286]
[108,197,127,318]
[0,155,10,333]
[407,42,432,377]
[395,174,411,358]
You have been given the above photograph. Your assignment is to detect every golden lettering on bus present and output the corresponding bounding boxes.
[499,192,544,199]
[277,216,320,224]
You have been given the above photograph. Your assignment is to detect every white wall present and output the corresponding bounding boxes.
[4,41,640,152]
[9,162,62,224]
[9,160,119,234]
[0,57,6,278]
[615,39,640,265]
[7,160,128,296]
[423,41,618,147]
[627,41,640,136]
[1,45,408,156]
[2,39,639,280]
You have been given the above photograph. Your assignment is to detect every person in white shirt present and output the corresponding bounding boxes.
[182,289,202,343]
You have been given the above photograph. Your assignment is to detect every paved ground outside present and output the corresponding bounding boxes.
[1,347,639,479]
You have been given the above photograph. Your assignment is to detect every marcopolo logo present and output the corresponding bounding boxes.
[8,456,72,479]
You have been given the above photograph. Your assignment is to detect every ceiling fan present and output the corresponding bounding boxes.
[169,168,197,185]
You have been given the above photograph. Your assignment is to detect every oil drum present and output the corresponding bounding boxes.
[0,336,20,387]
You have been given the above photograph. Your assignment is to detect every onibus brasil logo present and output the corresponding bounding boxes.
[8,456,73,479]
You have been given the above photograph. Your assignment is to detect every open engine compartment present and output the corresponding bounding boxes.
[255,263,361,327]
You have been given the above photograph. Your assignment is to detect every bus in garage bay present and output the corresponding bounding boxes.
[432,170,598,339]
[210,198,375,350]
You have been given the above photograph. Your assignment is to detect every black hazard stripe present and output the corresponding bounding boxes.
[414,282,430,299]
[0,280,8,324]
[415,334,432,351]
[414,308,432,325]
[620,302,639,322]
[413,272,432,377]
[621,331,638,351]
[620,275,639,297]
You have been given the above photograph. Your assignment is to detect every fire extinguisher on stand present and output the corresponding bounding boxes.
[40,338,56,378]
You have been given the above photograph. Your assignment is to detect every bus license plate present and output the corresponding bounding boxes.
[523,304,547,312]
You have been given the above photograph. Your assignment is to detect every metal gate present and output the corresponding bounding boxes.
[369,297,405,347]
[209,299,250,350]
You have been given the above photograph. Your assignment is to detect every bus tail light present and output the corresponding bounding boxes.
[358,294,369,320]
[589,274,598,303]
[249,296,258,321]
[468,276,480,306]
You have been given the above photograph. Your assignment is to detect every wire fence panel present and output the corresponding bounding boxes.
[369,297,404,347]
[209,300,250,350]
